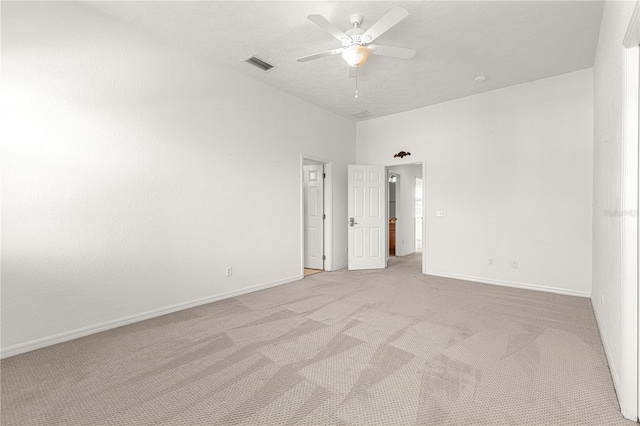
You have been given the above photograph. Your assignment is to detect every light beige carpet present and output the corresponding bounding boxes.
[1,254,633,425]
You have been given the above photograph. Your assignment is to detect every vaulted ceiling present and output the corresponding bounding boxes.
[88,1,604,121]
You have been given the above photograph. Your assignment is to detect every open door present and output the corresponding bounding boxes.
[303,164,324,269]
[348,165,386,270]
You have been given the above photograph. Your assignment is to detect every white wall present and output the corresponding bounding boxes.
[0,2,355,356]
[388,164,422,256]
[592,0,637,408]
[357,69,593,297]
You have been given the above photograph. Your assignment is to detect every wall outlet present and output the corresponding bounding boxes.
[225,266,232,277]
[511,260,518,269]
[435,210,446,217]
[488,258,494,266]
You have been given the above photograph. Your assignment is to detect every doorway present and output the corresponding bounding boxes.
[347,160,426,272]
[385,163,423,260]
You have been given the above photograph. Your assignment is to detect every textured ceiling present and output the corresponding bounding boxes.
[87,1,604,121]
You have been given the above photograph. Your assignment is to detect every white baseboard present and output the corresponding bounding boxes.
[396,249,416,257]
[1,275,302,359]
[423,270,591,298]
[591,299,621,398]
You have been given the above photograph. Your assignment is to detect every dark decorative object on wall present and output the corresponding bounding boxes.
[394,151,411,158]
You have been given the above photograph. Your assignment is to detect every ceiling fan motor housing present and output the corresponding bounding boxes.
[344,29,366,47]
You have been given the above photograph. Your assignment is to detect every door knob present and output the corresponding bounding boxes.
[349,217,358,227]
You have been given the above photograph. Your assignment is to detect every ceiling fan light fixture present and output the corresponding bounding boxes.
[342,45,371,67]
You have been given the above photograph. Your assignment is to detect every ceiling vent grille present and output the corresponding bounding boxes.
[351,110,374,119]
[244,56,275,72]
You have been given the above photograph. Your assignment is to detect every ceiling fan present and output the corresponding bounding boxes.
[297,7,416,70]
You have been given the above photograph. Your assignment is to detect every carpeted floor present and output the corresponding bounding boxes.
[1,254,633,425]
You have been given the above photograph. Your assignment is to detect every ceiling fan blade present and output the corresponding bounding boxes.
[369,44,416,59]
[361,7,409,43]
[307,14,350,44]
[297,48,344,63]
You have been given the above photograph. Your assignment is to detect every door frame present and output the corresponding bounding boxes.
[387,168,400,259]
[415,176,424,255]
[382,159,427,273]
[621,3,640,421]
[300,155,333,273]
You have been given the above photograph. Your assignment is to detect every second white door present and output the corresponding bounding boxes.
[303,164,324,269]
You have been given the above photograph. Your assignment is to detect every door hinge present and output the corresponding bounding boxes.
[323,173,326,179]
[323,214,326,219]
[322,255,326,260]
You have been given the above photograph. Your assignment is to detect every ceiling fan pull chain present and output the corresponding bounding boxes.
[355,76,359,99]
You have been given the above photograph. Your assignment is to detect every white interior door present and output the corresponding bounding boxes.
[303,164,324,269]
[348,165,386,270]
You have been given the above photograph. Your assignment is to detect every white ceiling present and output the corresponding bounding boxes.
[88,1,604,121]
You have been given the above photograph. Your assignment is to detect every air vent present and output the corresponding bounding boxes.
[351,110,374,119]
[244,55,275,72]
